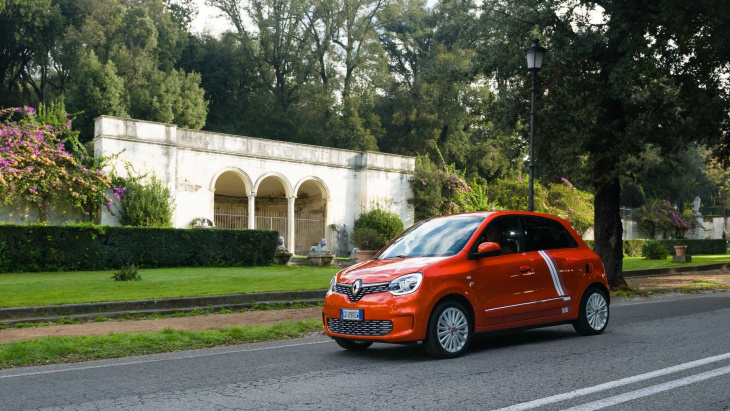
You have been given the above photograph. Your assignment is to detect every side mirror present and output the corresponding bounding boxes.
[477,242,501,255]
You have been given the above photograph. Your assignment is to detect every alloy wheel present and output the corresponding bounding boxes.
[437,307,469,353]
[586,292,608,330]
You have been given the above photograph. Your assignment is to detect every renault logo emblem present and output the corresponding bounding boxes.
[351,279,363,298]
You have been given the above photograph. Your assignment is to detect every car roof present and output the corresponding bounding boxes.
[433,210,562,219]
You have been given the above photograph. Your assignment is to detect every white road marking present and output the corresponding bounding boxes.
[0,339,333,380]
[562,364,730,411]
[493,351,730,411]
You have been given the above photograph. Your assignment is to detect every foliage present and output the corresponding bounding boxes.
[544,180,594,236]
[636,199,697,239]
[585,239,726,257]
[0,225,279,272]
[119,175,175,227]
[350,228,385,250]
[489,177,549,213]
[112,264,141,281]
[454,178,501,213]
[0,107,117,222]
[353,207,404,245]
[408,154,470,220]
[642,240,670,260]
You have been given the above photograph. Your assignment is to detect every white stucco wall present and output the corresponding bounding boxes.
[93,116,415,253]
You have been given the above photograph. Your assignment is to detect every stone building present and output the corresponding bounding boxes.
[93,116,415,255]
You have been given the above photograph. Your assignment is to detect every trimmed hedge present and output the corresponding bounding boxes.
[584,239,726,257]
[0,225,278,273]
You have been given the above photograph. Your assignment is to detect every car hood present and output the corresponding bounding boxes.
[337,257,444,283]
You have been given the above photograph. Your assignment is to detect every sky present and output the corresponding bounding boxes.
[190,0,234,36]
[189,0,441,36]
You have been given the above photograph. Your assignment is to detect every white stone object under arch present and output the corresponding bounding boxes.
[93,116,415,254]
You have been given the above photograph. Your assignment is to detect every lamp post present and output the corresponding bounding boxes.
[525,38,546,212]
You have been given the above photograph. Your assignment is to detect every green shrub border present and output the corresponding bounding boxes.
[584,239,726,257]
[0,225,278,273]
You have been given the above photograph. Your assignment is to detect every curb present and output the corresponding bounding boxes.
[623,262,730,278]
[0,290,327,323]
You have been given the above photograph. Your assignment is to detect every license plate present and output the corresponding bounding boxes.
[340,309,363,321]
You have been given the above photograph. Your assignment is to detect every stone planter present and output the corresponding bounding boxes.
[674,245,688,257]
[358,250,378,262]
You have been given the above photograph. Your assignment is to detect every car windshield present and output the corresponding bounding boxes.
[378,216,484,258]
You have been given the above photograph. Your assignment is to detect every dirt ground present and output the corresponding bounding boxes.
[626,271,730,290]
[0,307,322,343]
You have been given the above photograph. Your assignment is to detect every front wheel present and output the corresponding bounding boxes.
[424,300,472,359]
[334,338,373,351]
[573,287,609,336]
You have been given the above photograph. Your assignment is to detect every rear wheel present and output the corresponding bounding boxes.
[334,338,373,351]
[424,300,472,359]
[573,287,609,336]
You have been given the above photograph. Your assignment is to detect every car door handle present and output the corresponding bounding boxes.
[520,265,532,273]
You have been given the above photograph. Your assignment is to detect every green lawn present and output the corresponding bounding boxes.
[0,266,338,308]
[0,319,321,369]
[623,255,730,271]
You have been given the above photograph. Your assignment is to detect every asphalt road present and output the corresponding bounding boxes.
[2,293,730,411]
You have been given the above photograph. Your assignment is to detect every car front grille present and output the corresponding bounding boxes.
[327,318,393,336]
[335,282,390,301]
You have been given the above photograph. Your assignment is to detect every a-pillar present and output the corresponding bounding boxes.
[247,193,256,229]
[287,195,296,253]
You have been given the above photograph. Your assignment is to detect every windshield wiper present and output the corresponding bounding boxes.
[381,254,411,259]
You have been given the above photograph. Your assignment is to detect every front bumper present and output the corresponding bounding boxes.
[322,290,428,342]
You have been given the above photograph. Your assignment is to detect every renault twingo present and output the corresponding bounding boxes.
[322,211,609,358]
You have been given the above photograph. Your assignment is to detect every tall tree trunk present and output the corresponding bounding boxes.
[593,178,626,288]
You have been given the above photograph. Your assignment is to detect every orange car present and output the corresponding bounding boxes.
[322,211,610,358]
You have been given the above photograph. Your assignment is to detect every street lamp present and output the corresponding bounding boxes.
[525,38,546,212]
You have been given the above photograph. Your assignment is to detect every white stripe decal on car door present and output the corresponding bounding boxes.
[538,250,566,296]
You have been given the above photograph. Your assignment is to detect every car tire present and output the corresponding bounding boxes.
[334,338,374,351]
[424,300,472,359]
[573,287,609,336]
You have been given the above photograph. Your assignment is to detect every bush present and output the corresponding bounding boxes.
[584,239,724,256]
[0,225,278,272]
[351,228,385,250]
[354,209,404,246]
[642,240,669,260]
[119,175,175,227]
[112,264,141,281]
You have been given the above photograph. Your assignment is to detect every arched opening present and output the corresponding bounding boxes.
[254,175,290,240]
[213,170,250,229]
[294,178,329,255]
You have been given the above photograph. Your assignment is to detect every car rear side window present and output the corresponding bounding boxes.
[523,216,577,251]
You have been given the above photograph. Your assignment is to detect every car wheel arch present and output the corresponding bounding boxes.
[428,292,476,331]
[583,281,610,305]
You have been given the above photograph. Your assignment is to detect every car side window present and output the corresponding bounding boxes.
[473,216,525,256]
[523,216,577,251]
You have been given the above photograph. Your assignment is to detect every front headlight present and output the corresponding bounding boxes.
[388,273,423,296]
[327,275,337,295]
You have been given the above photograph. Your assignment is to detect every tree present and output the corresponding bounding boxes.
[478,0,730,287]
[67,50,129,139]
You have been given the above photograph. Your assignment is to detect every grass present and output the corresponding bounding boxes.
[0,265,338,308]
[0,318,321,369]
[622,254,730,271]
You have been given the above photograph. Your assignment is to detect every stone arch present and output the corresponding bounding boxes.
[211,168,253,229]
[293,176,331,202]
[210,167,253,194]
[253,172,293,198]
[293,177,331,255]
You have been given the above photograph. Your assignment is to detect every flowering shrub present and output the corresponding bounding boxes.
[545,179,594,236]
[0,106,120,222]
[409,155,470,220]
[636,199,697,238]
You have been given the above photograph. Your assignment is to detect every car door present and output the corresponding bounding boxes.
[468,216,557,326]
[521,216,581,316]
